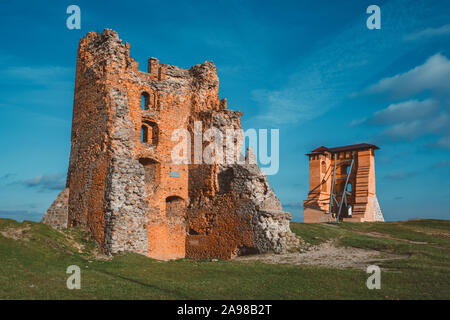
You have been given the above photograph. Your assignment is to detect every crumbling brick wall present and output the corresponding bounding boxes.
[42,29,300,259]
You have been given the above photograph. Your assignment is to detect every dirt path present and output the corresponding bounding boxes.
[235,240,406,269]
[350,230,449,250]
[355,231,429,245]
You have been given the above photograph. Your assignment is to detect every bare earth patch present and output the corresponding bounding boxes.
[0,225,31,241]
[62,231,85,253]
[357,231,430,245]
[235,240,405,269]
[402,226,450,238]
[92,252,113,261]
[60,230,112,260]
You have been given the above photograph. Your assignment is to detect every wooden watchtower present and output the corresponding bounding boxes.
[303,143,384,223]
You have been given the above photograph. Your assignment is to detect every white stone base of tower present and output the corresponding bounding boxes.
[373,196,384,222]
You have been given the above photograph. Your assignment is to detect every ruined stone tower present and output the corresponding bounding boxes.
[42,29,299,260]
[303,143,384,223]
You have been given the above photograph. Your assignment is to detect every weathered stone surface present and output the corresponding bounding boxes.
[44,29,300,259]
[184,109,300,258]
[41,188,69,229]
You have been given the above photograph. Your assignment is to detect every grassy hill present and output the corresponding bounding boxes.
[0,218,449,299]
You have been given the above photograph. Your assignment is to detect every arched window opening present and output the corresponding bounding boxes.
[141,92,150,110]
[141,125,148,143]
[139,158,160,193]
[141,121,158,146]
[165,196,185,218]
[166,195,184,203]
[321,161,326,173]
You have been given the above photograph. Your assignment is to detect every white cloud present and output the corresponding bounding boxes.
[349,118,366,127]
[3,66,72,85]
[374,111,450,142]
[385,171,416,180]
[370,99,438,125]
[357,53,450,148]
[23,173,66,192]
[433,160,450,168]
[434,136,450,149]
[247,0,431,127]
[0,209,42,222]
[0,64,74,112]
[405,24,450,41]
[366,53,450,98]
[380,121,423,140]
[427,112,450,132]
[251,89,318,126]
[367,110,450,143]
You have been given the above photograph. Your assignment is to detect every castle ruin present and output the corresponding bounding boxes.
[41,29,300,260]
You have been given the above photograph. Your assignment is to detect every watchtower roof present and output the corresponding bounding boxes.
[306,143,379,156]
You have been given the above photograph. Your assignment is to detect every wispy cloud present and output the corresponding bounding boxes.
[369,99,438,125]
[16,173,66,192]
[352,99,450,143]
[433,160,450,169]
[248,1,435,127]
[0,173,16,181]
[380,121,424,140]
[352,98,439,128]
[0,64,74,111]
[251,89,318,125]
[2,66,72,85]
[365,53,450,98]
[0,209,42,222]
[432,136,450,149]
[385,172,416,180]
[405,24,450,41]
[354,54,450,148]
[375,111,450,144]
[282,202,302,209]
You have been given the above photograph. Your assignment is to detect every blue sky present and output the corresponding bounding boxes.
[0,0,449,222]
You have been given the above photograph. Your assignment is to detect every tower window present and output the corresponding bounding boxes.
[141,121,158,146]
[139,158,160,194]
[141,125,148,143]
[141,92,150,110]
[166,196,185,217]
[165,196,186,226]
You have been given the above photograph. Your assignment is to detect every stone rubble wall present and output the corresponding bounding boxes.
[41,188,69,229]
[186,109,300,259]
[104,87,149,255]
[232,163,301,254]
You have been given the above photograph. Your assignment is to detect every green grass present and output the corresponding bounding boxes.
[0,218,449,299]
